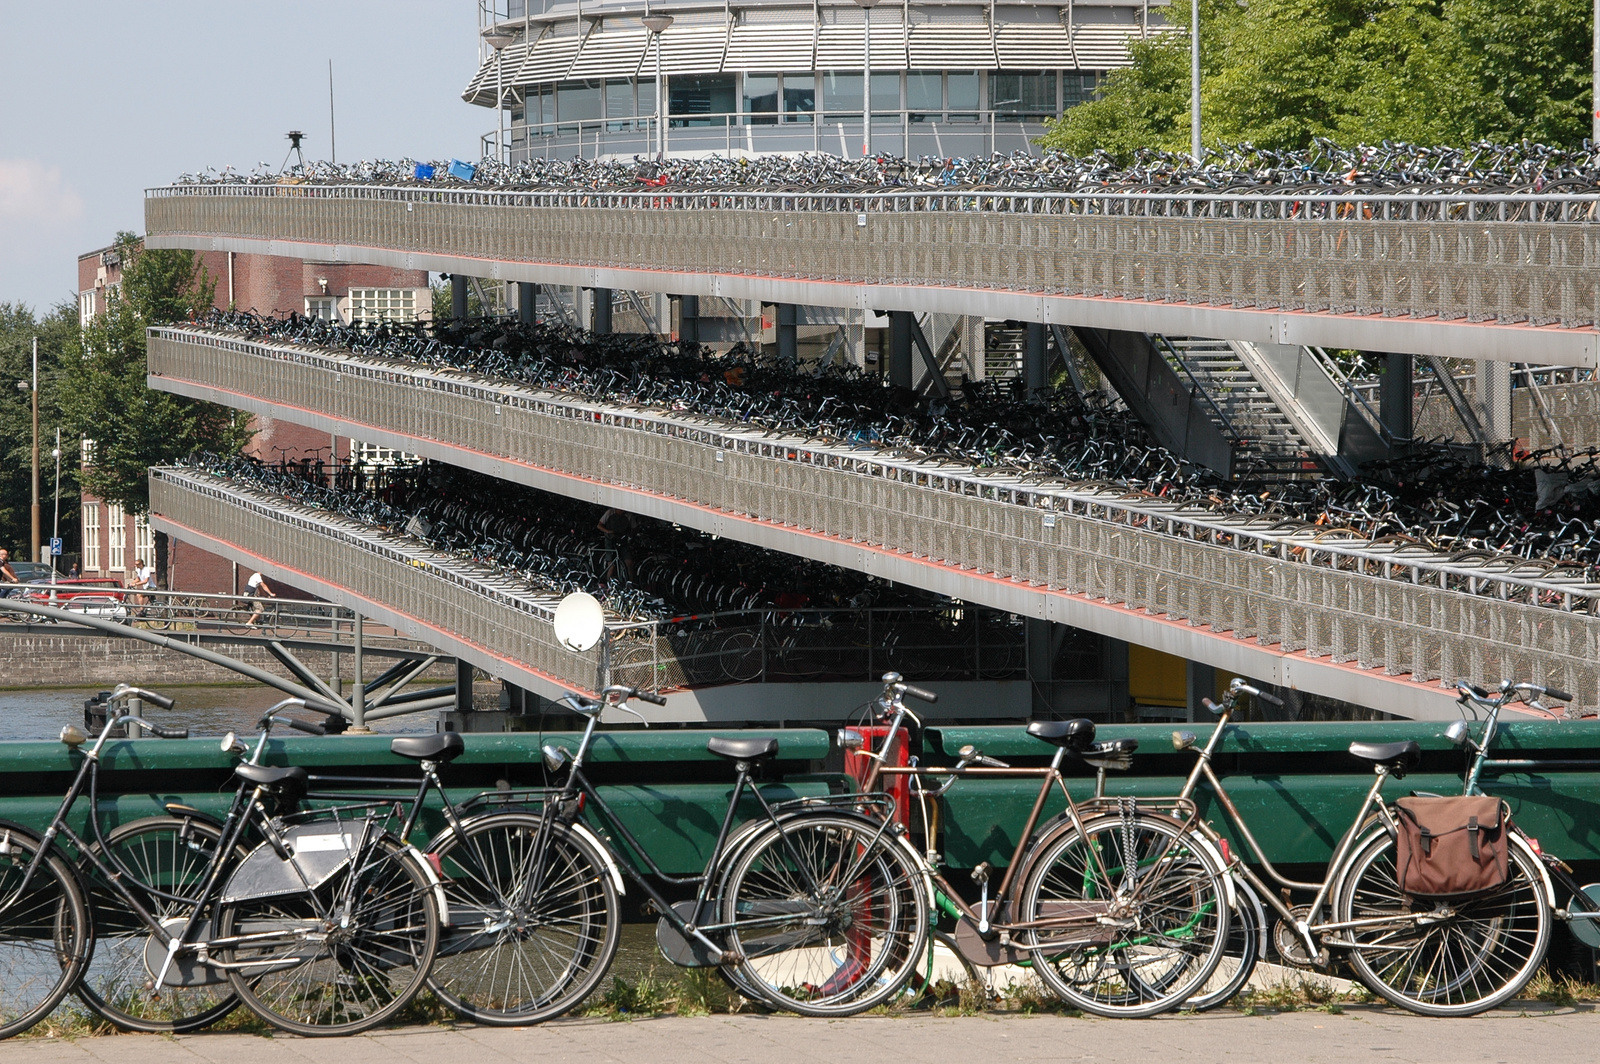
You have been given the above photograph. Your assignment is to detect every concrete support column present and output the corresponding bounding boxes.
[1024,321,1049,396]
[1025,617,1055,718]
[1378,351,1413,448]
[888,311,915,391]
[677,295,700,344]
[455,659,475,714]
[1105,637,1130,722]
[1185,660,1216,724]
[776,303,798,363]
[517,282,538,324]
[961,316,986,381]
[450,275,469,320]
[591,288,612,334]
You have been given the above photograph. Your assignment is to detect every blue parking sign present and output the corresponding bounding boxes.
[49,538,62,556]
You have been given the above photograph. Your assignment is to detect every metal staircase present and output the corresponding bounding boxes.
[1155,338,1323,478]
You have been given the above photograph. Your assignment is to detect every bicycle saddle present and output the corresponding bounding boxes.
[1347,740,1422,775]
[706,736,779,762]
[390,732,465,763]
[1026,718,1097,752]
[235,763,309,796]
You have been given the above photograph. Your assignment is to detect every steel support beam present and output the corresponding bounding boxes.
[591,287,612,334]
[450,275,468,320]
[677,295,700,344]
[775,303,797,363]
[1024,321,1050,397]
[1379,352,1413,448]
[888,311,914,390]
[518,281,538,324]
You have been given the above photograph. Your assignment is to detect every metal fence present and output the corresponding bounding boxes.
[145,184,1600,330]
[149,467,1026,695]
[149,327,1600,708]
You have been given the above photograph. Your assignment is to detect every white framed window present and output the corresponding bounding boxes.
[79,290,96,326]
[81,438,97,467]
[348,439,418,468]
[134,514,154,563]
[82,504,101,571]
[107,503,126,572]
[305,296,338,321]
[348,288,418,323]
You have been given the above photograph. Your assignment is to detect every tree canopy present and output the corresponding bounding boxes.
[1042,0,1594,158]
[0,302,80,561]
[58,234,252,515]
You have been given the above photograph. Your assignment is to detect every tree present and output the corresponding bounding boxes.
[0,302,81,563]
[58,234,253,520]
[1041,0,1593,158]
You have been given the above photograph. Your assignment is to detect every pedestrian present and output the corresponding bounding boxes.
[0,548,16,598]
[128,557,156,615]
[245,571,276,626]
[67,562,80,579]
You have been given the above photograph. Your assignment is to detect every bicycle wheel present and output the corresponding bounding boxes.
[216,835,439,1036]
[76,816,245,1033]
[425,814,620,1025]
[1336,829,1550,1016]
[1186,874,1264,1011]
[718,813,928,1017]
[0,825,92,1040]
[1018,812,1230,1018]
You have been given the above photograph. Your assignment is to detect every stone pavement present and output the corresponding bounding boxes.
[7,1008,1596,1064]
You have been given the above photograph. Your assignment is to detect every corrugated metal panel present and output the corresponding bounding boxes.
[568,30,648,78]
[514,32,583,84]
[816,22,909,70]
[724,23,815,72]
[906,24,996,69]
[657,25,731,75]
[995,24,1074,69]
[1070,25,1158,69]
[464,41,535,104]
[462,56,494,104]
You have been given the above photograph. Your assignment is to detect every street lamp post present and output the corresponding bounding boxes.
[1190,0,1201,162]
[483,30,516,163]
[17,338,40,562]
[51,428,61,576]
[643,14,675,160]
[854,0,881,160]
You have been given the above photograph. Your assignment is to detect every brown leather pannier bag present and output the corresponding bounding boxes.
[1393,796,1509,897]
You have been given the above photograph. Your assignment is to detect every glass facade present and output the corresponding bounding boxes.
[669,74,737,126]
[744,74,779,124]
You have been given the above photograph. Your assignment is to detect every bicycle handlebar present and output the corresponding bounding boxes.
[274,716,326,736]
[142,723,189,740]
[111,684,175,710]
[901,683,938,705]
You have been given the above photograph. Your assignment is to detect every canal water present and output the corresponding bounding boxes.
[0,685,433,742]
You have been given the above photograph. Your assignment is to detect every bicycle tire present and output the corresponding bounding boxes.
[1018,812,1230,1018]
[1186,873,1264,1011]
[216,834,439,1036]
[718,813,928,1017]
[0,823,93,1040]
[1336,829,1550,1016]
[425,814,620,1025]
[76,816,246,1033]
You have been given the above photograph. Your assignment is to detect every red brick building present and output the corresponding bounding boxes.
[75,242,429,592]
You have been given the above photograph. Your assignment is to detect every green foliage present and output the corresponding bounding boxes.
[1042,0,1594,157]
[0,301,80,561]
[58,234,252,515]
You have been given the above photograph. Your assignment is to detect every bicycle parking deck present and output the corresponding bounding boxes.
[10,1009,1600,1064]
[147,327,1600,718]
[143,183,1600,363]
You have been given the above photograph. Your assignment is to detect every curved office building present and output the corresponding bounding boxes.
[465,1,1174,160]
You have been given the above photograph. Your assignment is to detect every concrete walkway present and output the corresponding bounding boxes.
[8,1008,1597,1064]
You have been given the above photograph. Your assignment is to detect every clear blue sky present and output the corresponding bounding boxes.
[0,1,483,315]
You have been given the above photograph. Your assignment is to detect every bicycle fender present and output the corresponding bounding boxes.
[405,843,451,926]
[1509,834,1557,910]
[566,821,626,896]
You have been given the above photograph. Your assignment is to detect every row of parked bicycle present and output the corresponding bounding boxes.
[177,138,1600,195]
[202,311,1600,576]
[1,673,1592,1039]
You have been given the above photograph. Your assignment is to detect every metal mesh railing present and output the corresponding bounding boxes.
[149,327,1600,708]
[145,184,1600,329]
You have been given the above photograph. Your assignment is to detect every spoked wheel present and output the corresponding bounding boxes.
[1019,812,1230,1018]
[215,836,439,1036]
[425,814,620,1025]
[1336,831,1550,1015]
[1186,874,1265,1011]
[77,816,245,1032]
[719,814,928,1016]
[0,825,92,1040]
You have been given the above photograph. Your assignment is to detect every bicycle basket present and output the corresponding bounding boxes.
[1392,795,1509,897]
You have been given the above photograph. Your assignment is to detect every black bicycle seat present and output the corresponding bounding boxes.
[1026,718,1097,752]
[707,736,779,762]
[1347,740,1422,775]
[390,732,465,763]
[234,763,309,795]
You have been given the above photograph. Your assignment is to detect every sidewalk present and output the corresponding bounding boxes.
[8,1008,1597,1064]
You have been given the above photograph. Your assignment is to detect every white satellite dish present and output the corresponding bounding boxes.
[553,592,605,652]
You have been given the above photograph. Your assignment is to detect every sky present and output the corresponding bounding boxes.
[0,1,484,315]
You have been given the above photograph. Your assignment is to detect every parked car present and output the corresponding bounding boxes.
[7,561,56,583]
[19,579,130,623]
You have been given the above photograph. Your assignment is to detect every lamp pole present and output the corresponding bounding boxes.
[1594,0,1599,145]
[854,0,881,160]
[643,15,674,160]
[484,31,516,162]
[1190,0,1201,162]
[51,428,61,575]
[22,338,40,563]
